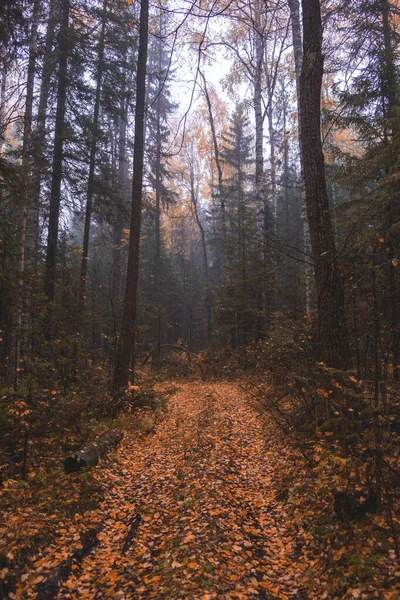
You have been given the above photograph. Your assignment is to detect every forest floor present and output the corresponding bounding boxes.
[3,382,400,599]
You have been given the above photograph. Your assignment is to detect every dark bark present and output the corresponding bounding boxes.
[28,0,59,255]
[200,71,226,260]
[252,6,267,340]
[381,0,400,380]
[0,68,6,145]
[112,100,129,300]
[79,0,108,307]
[63,428,123,473]
[289,0,312,316]
[114,0,149,392]
[299,0,351,368]
[154,35,163,367]
[44,0,70,306]
[14,0,40,389]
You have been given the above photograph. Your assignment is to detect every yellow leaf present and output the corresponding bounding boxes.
[333,546,346,561]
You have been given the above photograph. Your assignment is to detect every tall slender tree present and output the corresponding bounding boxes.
[114,0,149,392]
[79,0,108,307]
[14,0,40,388]
[44,0,70,307]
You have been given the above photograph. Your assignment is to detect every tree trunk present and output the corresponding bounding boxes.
[253,10,264,233]
[381,0,400,380]
[299,0,351,368]
[253,7,267,340]
[189,153,212,343]
[44,0,70,307]
[153,34,163,367]
[114,0,149,393]
[14,0,40,390]
[79,0,108,308]
[200,70,226,277]
[28,0,59,257]
[289,0,312,316]
[0,68,6,148]
[112,95,129,300]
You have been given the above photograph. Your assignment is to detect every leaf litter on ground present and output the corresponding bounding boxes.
[3,382,400,599]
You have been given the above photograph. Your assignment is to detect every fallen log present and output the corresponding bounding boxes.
[63,428,123,473]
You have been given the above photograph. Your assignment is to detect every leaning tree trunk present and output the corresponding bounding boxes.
[299,0,351,368]
[44,0,70,307]
[114,0,149,393]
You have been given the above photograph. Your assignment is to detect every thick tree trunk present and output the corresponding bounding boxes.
[63,428,123,473]
[44,0,70,306]
[114,0,149,392]
[299,0,351,368]
[79,0,108,307]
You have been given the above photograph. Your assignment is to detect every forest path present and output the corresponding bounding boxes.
[29,382,313,599]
